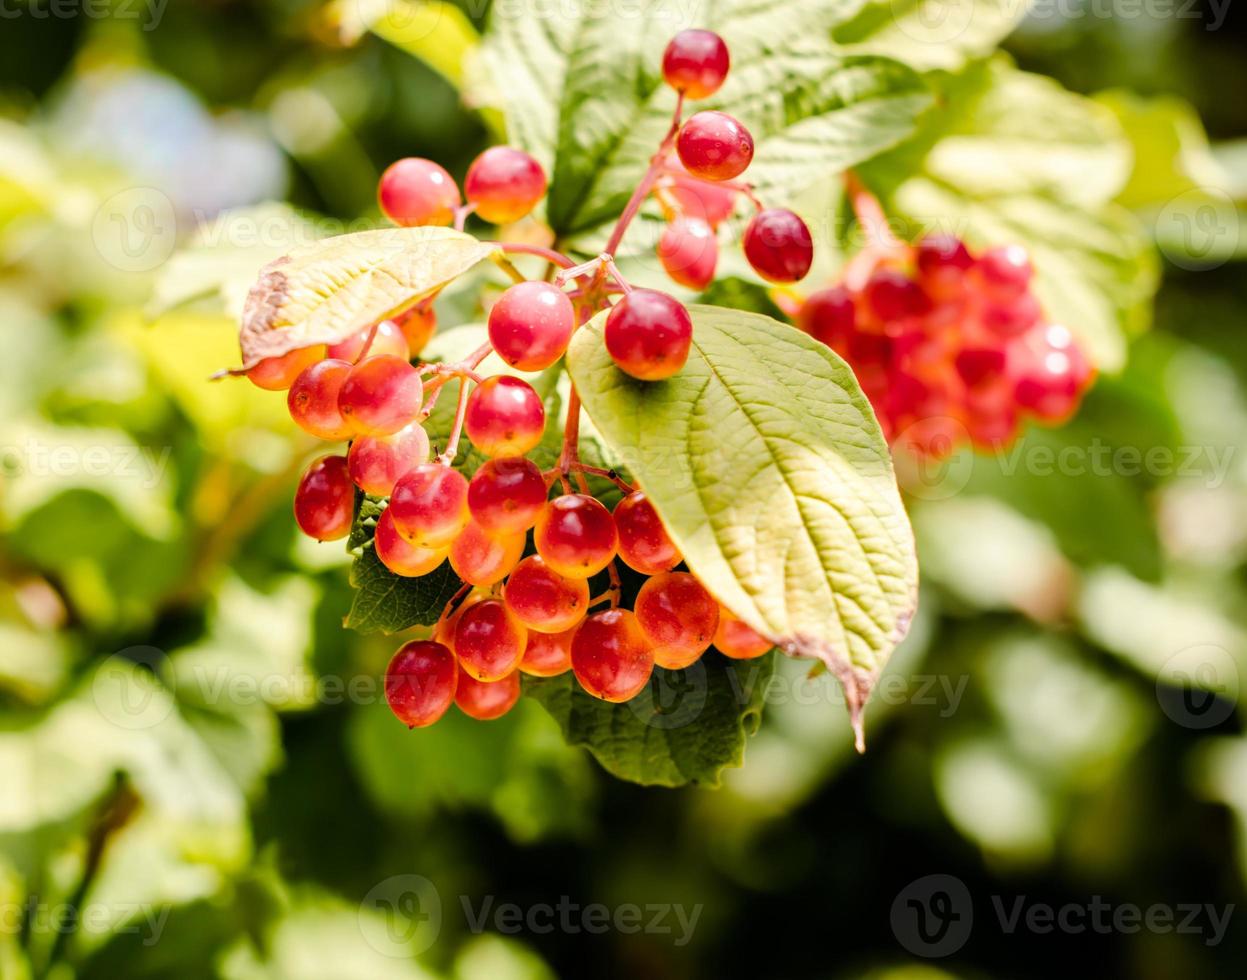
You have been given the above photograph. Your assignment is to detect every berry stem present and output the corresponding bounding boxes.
[570,463,635,493]
[453,202,478,232]
[497,242,577,270]
[435,581,473,633]
[356,322,380,362]
[436,376,473,465]
[492,254,528,285]
[602,92,685,258]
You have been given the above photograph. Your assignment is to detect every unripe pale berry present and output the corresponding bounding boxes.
[455,666,521,721]
[348,422,429,496]
[662,29,730,100]
[374,509,448,577]
[533,494,618,579]
[389,462,471,548]
[743,208,813,284]
[338,355,423,436]
[676,111,754,182]
[327,320,410,363]
[248,345,326,391]
[603,289,693,381]
[571,610,654,703]
[288,358,354,441]
[378,158,461,227]
[464,146,547,224]
[385,640,457,728]
[488,281,575,371]
[294,455,354,541]
[658,216,718,291]
[464,376,546,457]
[664,158,738,227]
[614,492,680,575]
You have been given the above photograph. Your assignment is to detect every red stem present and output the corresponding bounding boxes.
[497,241,577,269]
[603,92,685,257]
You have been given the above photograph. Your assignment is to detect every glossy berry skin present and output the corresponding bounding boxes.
[955,347,1008,390]
[385,640,457,728]
[981,292,1041,338]
[327,320,410,363]
[338,355,423,436]
[464,146,547,224]
[534,494,618,579]
[662,29,730,100]
[665,158,738,226]
[635,572,720,669]
[658,216,717,291]
[915,233,974,278]
[603,289,693,381]
[713,607,772,659]
[519,626,575,677]
[378,157,460,227]
[434,591,486,648]
[393,304,437,355]
[389,463,471,548]
[374,509,448,577]
[798,286,856,353]
[743,209,813,284]
[468,457,548,535]
[449,520,526,587]
[288,358,354,441]
[676,111,754,182]
[614,492,680,575]
[1012,324,1092,421]
[488,281,575,371]
[503,555,590,633]
[454,666,521,721]
[975,244,1033,301]
[865,268,930,322]
[455,598,528,682]
[247,345,326,391]
[571,610,655,703]
[294,455,354,541]
[464,376,546,457]
[348,422,429,496]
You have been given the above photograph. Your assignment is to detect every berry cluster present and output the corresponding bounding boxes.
[795,234,1094,457]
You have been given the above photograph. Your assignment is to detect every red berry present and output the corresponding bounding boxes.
[294,455,354,541]
[743,208,813,284]
[981,292,1041,338]
[603,289,693,381]
[533,494,618,579]
[519,626,575,677]
[676,111,754,182]
[658,216,718,290]
[1012,324,1092,422]
[385,640,457,728]
[393,304,437,355]
[635,572,719,670]
[865,268,930,322]
[449,520,525,587]
[247,345,326,391]
[327,320,410,363]
[503,555,590,633]
[455,598,527,681]
[464,376,546,457]
[664,158,738,226]
[288,358,354,441]
[798,286,856,352]
[954,347,1008,390]
[389,462,470,548]
[614,492,680,575]
[378,158,461,227]
[713,607,771,659]
[338,355,423,436]
[454,666,521,721]
[488,281,575,371]
[348,422,429,496]
[433,591,486,648]
[975,244,1033,301]
[571,610,654,703]
[468,457,548,535]
[374,509,448,577]
[915,234,973,278]
[662,29,730,100]
[464,146,547,225]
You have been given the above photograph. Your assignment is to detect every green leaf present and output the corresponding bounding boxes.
[566,306,918,745]
[335,0,480,89]
[345,539,463,635]
[525,654,775,787]
[833,0,1030,72]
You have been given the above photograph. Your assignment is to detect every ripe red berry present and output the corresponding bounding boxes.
[743,208,813,283]
[378,158,461,227]
[613,492,680,575]
[393,304,437,355]
[433,591,486,648]
[468,457,547,535]
[975,244,1033,301]
[464,376,546,457]
[981,292,1041,338]
[454,665,521,721]
[954,347,1008,390]
[327,320,410,363]
[713,607,772,659]
[338,355,423,436]
[389,462,470,548]
[664,158,738,227]
[534,494,618,579]
[915,234,974,278]
[676,111,754,182]
[662,29,730,100]
[503,555,590,633]
[348,422,429,496]
[449,520,526,587]
[571,610,654,703]
[247,345,326,391]
[288,358,354,441]
[385,640,457,728]
[798,286,856,352]
[519,626,575,677]
[635,572,719,670]
[658,216,718,290]
[374,508,448,577]
[294,455,354,541]
[464,146,547,225]
[488,281,575,371]
[603,289,693,381]
[865,268,930,322]
[455,598,527,681]
[1012,324,1092,421]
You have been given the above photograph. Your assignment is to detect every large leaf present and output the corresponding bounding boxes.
[330,0,480,89]
[566,306,918,746]
[237,227,497,368]
[526,654,775,787]
[833,0,1030,72]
